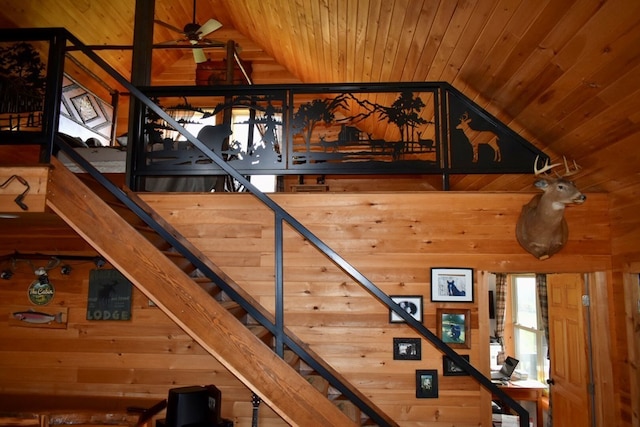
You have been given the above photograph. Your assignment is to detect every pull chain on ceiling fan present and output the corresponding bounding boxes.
[154,0,223,63]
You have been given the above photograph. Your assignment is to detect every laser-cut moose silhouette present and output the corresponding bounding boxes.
[515,156,586,260]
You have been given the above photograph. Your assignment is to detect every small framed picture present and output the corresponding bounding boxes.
[393,337,421,360]
[416,369,439,398]
[430,267,474,302]
[443,354,470,376]
[389,295,423,323]
[437,308,471,348]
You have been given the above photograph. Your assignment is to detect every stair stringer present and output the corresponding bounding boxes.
[45,157,357,427]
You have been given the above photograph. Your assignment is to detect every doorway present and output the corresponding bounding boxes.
[547,273,593,427]
[490,273,597,427]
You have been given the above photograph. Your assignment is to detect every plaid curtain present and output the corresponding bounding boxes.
[494,273,507,365]
[536,274,549,356]
[536,273,551,427]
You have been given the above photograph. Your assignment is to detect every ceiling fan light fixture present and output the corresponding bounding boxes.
[155,0,223,64]
[183,22,201,37]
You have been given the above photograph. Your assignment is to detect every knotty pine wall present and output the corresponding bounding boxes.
[0,257,275,425]
[139,191,612,426]
[610,180,640,427]
[0,190,615,426]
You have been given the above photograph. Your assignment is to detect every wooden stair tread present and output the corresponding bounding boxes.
[219,301,246,319]
[247,325,272,345]
[332,399,361,424]
[306,375,329,395]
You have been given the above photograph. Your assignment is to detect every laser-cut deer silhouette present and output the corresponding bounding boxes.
[456,112,501,162]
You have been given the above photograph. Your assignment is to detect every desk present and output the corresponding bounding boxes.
[0,394,164,427]
[493,380,547,427]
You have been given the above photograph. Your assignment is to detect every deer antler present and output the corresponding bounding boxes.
[561,156,582,177]
[534,155,561,175]
[534,155,582,177]
[460,112,469,121]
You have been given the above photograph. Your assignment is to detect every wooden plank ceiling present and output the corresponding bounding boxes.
[0,0,639,194]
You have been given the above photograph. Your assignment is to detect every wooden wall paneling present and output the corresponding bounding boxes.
[323,0,340,81]
[611,180,640,427]
[622,263,640,427]
[370,1,398,83]
[0,185,619,425]
[0,260,245,410]
[424,0,475,83]
[483,1,567,96]
[292,0,315,81]
[588,271,616,427]
[44,160,357,427]
[144,192,611,276]
[0,213,98,256]
[0,146,42,166]
[311,0,331,82]
[138,190,611,426]
[0,167,49,213]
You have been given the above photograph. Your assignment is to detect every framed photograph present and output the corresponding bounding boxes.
[430,267,474,302]
[416,369,439,398]
[389,295,423,323]
[393,337,421,360]
[443,354,470,376]
[437,308,471,348]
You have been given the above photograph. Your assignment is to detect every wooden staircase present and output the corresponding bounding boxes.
[45,157,396,427]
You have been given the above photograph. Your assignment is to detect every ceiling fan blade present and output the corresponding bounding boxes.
[197,18,222,38]
[154,19,185,35]
[192,48,207,64]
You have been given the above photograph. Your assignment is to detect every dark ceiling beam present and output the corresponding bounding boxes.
[126,0,156,188]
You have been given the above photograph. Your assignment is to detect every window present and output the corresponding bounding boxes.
[173,108,278,193]
[512,274,549,383]
[231,109,277,193]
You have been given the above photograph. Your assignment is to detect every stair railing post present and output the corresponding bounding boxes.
[274,212,285,358]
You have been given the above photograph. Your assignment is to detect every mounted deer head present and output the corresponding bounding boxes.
[515,156,586,260]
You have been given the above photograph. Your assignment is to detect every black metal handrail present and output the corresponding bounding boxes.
[4,27,531,427]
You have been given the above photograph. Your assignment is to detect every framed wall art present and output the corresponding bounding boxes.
[415,369,439,398]
[430,267,474,302]
[393,337,421,360]
[389,295,423,323]
[437,308,471,348]
[442,354,470,376]
[86,269,132,321]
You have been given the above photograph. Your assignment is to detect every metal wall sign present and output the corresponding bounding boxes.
[27,276,55,305]
[86,269,132,321]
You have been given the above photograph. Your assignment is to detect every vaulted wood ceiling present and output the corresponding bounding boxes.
[1,0,639,193]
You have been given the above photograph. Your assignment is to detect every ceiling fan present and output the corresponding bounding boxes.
[154,0,223,63]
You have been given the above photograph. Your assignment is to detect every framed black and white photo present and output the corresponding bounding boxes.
[393,337,421,360]
[443,354,470,376]
[389,295,423,323]
[437,308,471,348]
[415,369,438,398]
[431,267,474,302]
